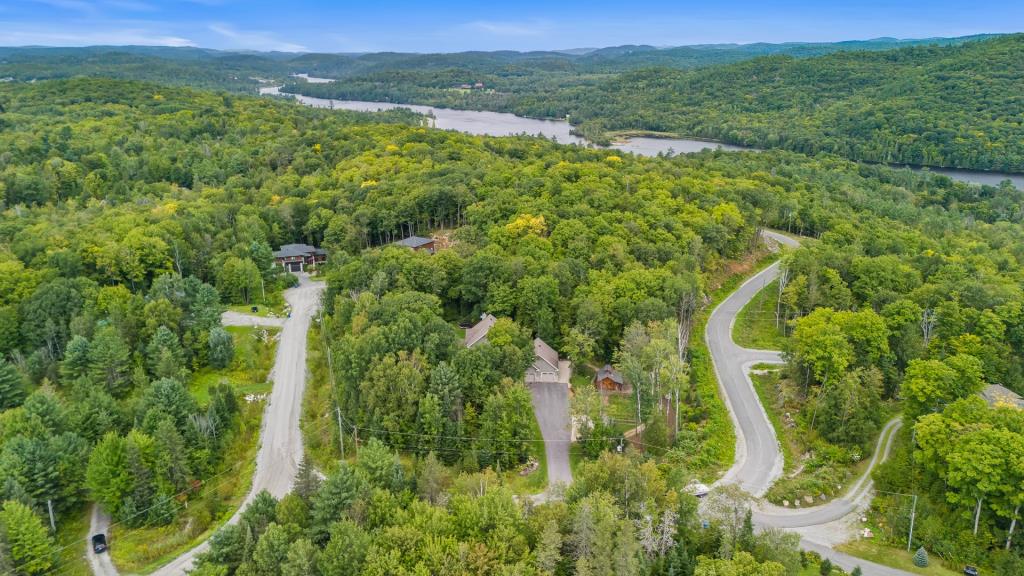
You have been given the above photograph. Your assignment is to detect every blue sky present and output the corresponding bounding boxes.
[2,0,1022,53]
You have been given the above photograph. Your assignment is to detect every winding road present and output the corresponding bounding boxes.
[89,274,324,576]
[709,230,912,576]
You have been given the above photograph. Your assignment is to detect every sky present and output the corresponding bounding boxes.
[1,0,1023,53]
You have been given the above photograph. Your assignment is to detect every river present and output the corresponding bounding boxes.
[260,84,1022,189]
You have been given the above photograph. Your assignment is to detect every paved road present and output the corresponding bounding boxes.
[142,274,324,576]
[711,231,913,576]
[528,381,573,489]
[709,230,798,496]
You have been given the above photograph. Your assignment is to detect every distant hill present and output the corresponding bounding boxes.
[1,34,1018,171]
[557,33,1024,171]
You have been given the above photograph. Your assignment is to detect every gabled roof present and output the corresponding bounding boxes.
[981,384,1024,410]
[465,313,497,348]
[273,243,318,258]
[533,338,559,371]
[595,364,624,385]
[394,236,434,248]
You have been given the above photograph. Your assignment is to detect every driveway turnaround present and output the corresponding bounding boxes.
[127,274,325,576]
[710,231,913,576]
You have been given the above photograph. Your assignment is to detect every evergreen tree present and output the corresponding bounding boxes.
[819,558,833,575]
[0,500,55,576]
[146,326,187,380]
[643,409,670,457]
[60,335,91,382]
[738,509,755,553]
[0,358,25,410]
[293,457,321,502]
[240,490,278,540]
[310,464,365,544]
[535,519,563,574]
[913,547,929,568]
[87,325,132,396]
[208,327,235,369]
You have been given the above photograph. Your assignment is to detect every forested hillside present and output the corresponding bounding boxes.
[286,34,1024,173]
[2,77,1024,573]
[550,34,1024,171]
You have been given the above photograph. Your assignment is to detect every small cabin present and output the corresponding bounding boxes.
[594,364,628,393]
[393,235,435,254]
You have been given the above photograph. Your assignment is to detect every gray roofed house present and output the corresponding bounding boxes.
[393,236,436,253]
[273,243,326,272]
[980,384,1024,410]
[464,313,498,348]
[526,337,570,386]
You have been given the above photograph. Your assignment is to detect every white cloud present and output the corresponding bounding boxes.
[462,19,551,37]
[208,23,307,52]
[0,24,194,46]
[29,0,98,14]
[103,0,158,11]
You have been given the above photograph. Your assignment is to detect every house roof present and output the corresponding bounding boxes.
[595,364,624,385]
[273,243,318,258]
[465,313,497,348]
[533,338,559,371]
[980,384,1024,410]
[394,236,434,248]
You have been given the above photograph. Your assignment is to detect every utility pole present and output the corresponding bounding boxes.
[337,407,345,459]
[907,494,918,552]
[46,500,56,532]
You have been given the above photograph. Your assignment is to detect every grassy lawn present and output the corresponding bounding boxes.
[733,278,787,350]
[225,285,287,318]
[749,369,797,473]
[109,324,277,573]
[838,540,962,576]
[52,505,92,576]
[188,325,277,405]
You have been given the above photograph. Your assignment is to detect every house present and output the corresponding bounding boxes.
[393,235,435,254]
[980,384,1024,410]
[473,82,485,89]
[464,315,572,386]
[594,364,628,393]
[464,313,498,348]
[273,243,326,272]
[525,337,571,386]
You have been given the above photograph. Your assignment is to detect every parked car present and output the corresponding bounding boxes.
[963,566,979,576]
[91,533,107,554]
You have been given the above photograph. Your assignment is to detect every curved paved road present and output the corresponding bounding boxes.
[89,274,324,576]
[709,230,797,496]
[711,231,913,576]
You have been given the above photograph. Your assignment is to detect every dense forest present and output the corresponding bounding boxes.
[1,74,1024,574]
[287,34,1024,173]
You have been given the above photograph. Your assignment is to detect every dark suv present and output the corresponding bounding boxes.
[963,566,979,576]
[91,533,107,554]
